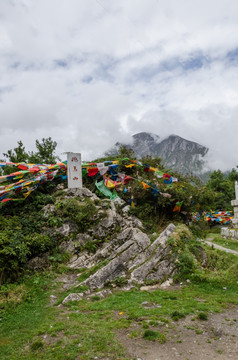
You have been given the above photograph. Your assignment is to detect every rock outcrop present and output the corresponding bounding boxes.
[74,223,176,290]
[30,187,181,296]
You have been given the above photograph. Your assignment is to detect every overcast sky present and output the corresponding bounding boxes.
[0,0,238,170]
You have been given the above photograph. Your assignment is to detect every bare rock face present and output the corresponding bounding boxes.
[113,197,126,208]
[56,222,78,237]
[65,187,99,201]
[62,293,83,304]
[40,189,179,293]
[28,253,50,270]
[67,198,144,270]
[59,233,92,254]
[77,223,177,290]
[90,201,118,238]
[43,204,56,218]
[83,228,151,289]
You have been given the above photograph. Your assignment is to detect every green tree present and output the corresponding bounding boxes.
[3,137,60,165]
[28,137,60,164]
[3,140,28,163]
[118,145,135,159]
[140,155,165,171]
[206,170,224,192]
[205,169,236,210]
[226,168,238,182]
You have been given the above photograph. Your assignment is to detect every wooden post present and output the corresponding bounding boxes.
[67,152,82,189]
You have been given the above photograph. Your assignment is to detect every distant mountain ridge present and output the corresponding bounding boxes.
[105,132,209,174]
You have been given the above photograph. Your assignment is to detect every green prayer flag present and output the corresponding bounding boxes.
[95,180,118,200]
[155,170,164,177]
[82,169,87,177]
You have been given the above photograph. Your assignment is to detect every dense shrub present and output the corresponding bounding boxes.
[177,253,196,275]
[0,186,100,284]
[56,197,97,232]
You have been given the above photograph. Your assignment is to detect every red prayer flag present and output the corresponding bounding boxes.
[18,164,28,170]
[88,168,99,177]
[124,175,133,183]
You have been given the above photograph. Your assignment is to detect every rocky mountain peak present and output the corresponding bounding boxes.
[105,131,209,175]
[132,132,160,143]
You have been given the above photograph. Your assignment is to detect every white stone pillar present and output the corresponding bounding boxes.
[235,181,238,200]
[231,199,238,228]
[222,182,238,239]
[67,152,82,189]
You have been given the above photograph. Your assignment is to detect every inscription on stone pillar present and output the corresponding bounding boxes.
[67,152,82,189]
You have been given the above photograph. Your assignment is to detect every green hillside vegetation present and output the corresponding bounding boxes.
[0,140,238,359]
[1,140,238,283]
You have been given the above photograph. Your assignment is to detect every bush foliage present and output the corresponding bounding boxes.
[0,183,97,284]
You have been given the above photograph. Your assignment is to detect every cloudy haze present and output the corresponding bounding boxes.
[0,0,238,170]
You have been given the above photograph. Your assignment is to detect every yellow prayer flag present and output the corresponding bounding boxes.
[149,166,157,172]
[142,181,150,190]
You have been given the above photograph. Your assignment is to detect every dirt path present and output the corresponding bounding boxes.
[200,239,238,256]
[118,306,238,360]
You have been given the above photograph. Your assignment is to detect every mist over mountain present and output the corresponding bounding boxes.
[105,132,209,175]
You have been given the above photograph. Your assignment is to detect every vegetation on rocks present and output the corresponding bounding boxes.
[0,185,99,284]
[1,140,238,359]
[1,141,238,284]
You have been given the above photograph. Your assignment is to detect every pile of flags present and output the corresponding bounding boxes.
[192,211,233,224]
[204,211,233,224]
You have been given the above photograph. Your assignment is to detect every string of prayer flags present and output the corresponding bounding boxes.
[84,159,178,204]
[192,211,233,224]
[204,211,233,224]
[0,161,67,203]
[0,158,179,206]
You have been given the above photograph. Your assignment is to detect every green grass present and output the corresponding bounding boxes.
[0,273,60,360]
[0,263,238,360]
[197,312,208,321]
[1,227,238,360]
[206,231,238,251]
[211,236,238,252]
[143,329,166,342]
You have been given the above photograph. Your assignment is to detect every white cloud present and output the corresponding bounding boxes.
[0,0,238,170]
